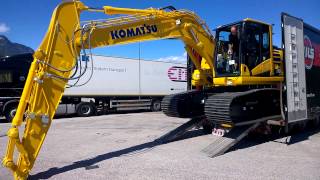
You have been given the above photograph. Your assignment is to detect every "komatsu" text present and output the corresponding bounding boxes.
[110,24,158,40]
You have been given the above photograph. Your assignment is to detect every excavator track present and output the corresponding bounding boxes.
[162,90,205,118]
[205,88,281,124]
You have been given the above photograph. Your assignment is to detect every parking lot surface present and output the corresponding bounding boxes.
[1,112,320,180]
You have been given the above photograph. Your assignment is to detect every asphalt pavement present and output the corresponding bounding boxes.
[0,112,319,180]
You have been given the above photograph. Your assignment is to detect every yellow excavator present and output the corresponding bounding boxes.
[3,1,320,179]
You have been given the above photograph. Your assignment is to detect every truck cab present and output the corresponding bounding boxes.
[0,53,32,95]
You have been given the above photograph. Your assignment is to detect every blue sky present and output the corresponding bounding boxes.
[0,0,319,62]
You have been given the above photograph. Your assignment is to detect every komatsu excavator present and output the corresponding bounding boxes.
[3,1,320,179]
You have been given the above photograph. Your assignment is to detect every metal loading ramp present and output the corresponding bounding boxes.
[156,114,282,157]
[156,116,206,143]
[202,115,282,157]
[201,123,261,157]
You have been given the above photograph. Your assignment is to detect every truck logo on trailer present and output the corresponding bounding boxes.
[304,35,315,70]
[110,24,158,40]
[168,66,187,82]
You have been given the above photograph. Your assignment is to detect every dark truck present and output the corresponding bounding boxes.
[0,53,32,121]
[282,13,320,124]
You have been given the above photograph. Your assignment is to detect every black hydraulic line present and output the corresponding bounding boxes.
[159,6,177,11]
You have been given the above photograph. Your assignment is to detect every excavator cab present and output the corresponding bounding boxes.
[215,22,242,76]
[213,19,283,86]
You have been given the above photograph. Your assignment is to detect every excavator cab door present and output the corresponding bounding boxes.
[241,21,271,72]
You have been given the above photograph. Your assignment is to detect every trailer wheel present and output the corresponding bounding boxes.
[4,105,17,122]
[151,100,161,112]
[315,117,320,127]
[307,117,320,129]
[288,121,307,133]
[76,102,95,117]
[202,119,213,134]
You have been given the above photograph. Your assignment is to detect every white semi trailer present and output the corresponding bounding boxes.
[0,54,187,120]
[56,55,187,116]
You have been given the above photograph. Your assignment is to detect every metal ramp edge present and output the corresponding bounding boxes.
[156,116,206,143]
[202,115,282,158]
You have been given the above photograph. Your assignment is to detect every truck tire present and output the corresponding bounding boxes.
[76,102,95,117]
[151,100,161,112]
[4,105,17,122]
[202,119,213,134]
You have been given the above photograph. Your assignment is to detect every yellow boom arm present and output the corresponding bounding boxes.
[2,1,215,179]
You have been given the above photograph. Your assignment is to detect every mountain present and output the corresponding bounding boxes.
[0,35,34,57]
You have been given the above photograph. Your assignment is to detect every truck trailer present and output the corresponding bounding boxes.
[0,54,187,121]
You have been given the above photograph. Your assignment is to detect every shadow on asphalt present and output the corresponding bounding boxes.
[4,124,320,180]
[0,110,155,124]
[229,125,320,153]
[29,129,205,180]
[28,124,320,180]
[50,110,152,121]
[27,123,320,179]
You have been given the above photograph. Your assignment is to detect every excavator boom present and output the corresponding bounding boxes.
[2,1,215,179]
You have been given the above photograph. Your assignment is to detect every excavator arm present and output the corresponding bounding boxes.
[78,5,216,81]
[2,1,215,179]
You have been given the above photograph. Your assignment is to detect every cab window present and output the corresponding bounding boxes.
[215,23,242,76]
[242,22,270,70]
[0,71,13,83]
